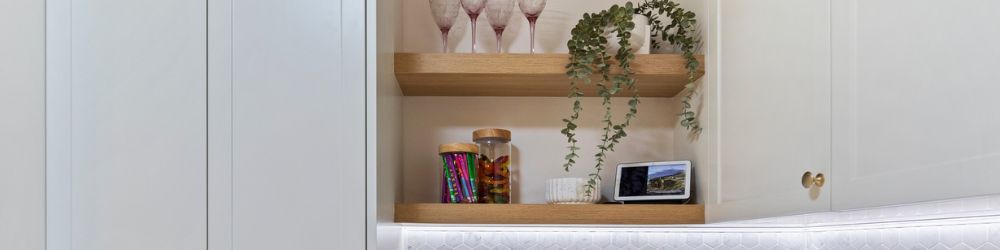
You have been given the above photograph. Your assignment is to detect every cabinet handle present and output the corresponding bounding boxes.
[801,172,826,189]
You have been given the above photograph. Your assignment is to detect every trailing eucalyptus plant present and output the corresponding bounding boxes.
[560,0,701,196]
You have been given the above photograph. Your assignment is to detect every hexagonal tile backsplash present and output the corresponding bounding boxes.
[403,195,1000,249]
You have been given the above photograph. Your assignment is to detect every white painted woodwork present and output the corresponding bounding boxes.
[45,0,208,249]
[45,0,72,248]
[370,0,405,249]
[673,0,714,210]
[831,0,1000,210]
[217,0,367,248]
[208,0,234,249]
[0,0,45,248]
[711,0,832,222]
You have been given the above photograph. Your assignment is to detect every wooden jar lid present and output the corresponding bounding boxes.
[473,128,511,141]
[439,143,479,154]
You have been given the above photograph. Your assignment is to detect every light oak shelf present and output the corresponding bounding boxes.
[394,53,705,97]
[395,203,705,225]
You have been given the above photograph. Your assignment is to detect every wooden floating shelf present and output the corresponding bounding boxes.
[395,53,705,97]
[395,203,705,225]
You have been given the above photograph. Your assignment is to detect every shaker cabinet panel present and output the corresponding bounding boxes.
[46,0,208,249]
[711,0,832,222]
[831,0,1000,210]
[218,0,368,248]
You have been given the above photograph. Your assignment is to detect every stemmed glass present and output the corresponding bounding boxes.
[517,0,546,54]
[486,0,515,53]
[429,0,461,53]
[460,0,487,53]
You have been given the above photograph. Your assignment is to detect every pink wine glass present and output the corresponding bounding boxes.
[518,0,546,54]
[460,0,487,53]
[430,0,461,53]
[486,0,514,53]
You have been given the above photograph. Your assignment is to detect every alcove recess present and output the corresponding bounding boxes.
[394,53,706,225]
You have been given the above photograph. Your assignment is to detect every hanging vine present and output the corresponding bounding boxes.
[561,0,701,196]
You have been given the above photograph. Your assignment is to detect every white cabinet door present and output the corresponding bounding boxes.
[1,0,45,248]
[46,0,208,249]
[832,0,1000,210]
[711,0,832,222]
[208,0,367,249]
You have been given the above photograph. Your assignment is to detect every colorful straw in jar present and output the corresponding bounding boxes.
[438,143,479,203]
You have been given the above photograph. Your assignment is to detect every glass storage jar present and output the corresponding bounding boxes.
[439,143,480,203]
[473,128,512,203]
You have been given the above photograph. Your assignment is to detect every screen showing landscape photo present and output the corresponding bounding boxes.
[645,164,686,195]
[618,163,687,197]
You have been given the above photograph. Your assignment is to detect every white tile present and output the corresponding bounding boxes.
[962,224,989,248]
[445,231,465,247]
[881,228,900,249]
[664,232,685,249]
[587,232,612,248]
[951,243,974,250]
[404,195,1000,250]
[741,233,760,248]
[646,233,669,248]
[919,227,942,249]
[897,228,922,250]
[757,233,778,249]
[990,224,1000,245]
[684,233,703,248]
[929,243,949,250]
[703,233,723,248]
[849,230,867,249]
[629,232,648,247]
[982,243,1000,250]
[722,233,741,248]
[940,225,964,248]
[865,229,882,248]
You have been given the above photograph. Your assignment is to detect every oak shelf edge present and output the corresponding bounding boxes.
[395,203,706,225]
[394,53,705,97]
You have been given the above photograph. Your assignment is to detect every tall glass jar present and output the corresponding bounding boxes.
[473,128,512,203]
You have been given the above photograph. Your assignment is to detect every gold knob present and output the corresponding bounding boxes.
[801,172,825,188]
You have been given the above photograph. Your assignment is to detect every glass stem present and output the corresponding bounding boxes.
[528,17,537,54]
[469,14,479,53]
[441,28,450,53]
[494,28,504,53]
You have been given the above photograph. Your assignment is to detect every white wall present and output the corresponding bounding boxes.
[0,0,45,249]
[401,0,683,54]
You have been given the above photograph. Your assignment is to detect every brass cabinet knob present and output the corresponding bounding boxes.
[801,172,825,188]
